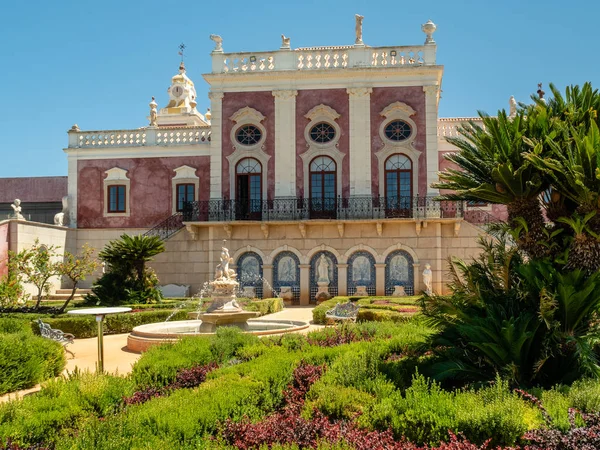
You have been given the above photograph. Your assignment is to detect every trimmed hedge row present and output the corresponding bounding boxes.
[242,297,284,316]
[313,296,421,324]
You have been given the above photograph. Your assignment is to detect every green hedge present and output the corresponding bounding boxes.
[242,297,284,316]
[0,332,66,395]
[32,309,192,339]
[313,296,421,324]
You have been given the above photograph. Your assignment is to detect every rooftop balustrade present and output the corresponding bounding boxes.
[66,126,211,149]
[211,44,437,74]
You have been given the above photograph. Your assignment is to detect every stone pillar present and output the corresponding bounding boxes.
[375,263,386,296]
[347,87,373,196]
[209,91,225,199]
[433,222,443,294]
[272,90,298,197]
[66,154,78,228]
[413,263,421,295]
[337,263,348,296]
[299,264,310,305]
[262,264,273,298]
[423,85,440,195]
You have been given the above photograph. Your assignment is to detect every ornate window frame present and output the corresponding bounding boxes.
[172,165,199,214]
[227,107,270,200]
[300,104,345,198]
[375,102,421,197]
[103,167,130,217]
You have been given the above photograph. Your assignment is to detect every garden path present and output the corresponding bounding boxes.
[0,305,321,403]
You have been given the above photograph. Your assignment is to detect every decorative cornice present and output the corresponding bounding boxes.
[230,106,266,123]
[422,85,439,96]
[272,90,298,99]
[208,91,225,100]
[304,104,340,121]
[380,101,416,118]
[346,87,373,97]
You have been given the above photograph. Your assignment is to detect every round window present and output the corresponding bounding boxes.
[384,120,412,142]
[309,122,336,144]
[235,125,262,146]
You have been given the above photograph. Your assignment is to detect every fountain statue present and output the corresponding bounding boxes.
[190,243,259,331]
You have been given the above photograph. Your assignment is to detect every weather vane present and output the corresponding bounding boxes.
[178,43,186,63]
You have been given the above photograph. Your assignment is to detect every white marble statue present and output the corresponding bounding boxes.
[215,246,236,280]
[509,96,517,117]
[422,263,433,295]
[355,14,364,45]
[317,254,330,284]
[10,199,25,220]
[281,34,291,49]
[210,34,223,52]
[149,97,158,127]
[54,196,68,227]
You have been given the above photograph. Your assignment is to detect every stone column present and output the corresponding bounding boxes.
[375,263,386,296]
[272,90,298,197]
[337,263,348,296]
[423,85,440,195]
[299,264,310,305]
[262,264,273,298]
[209,91,225,199]
[413,263,421,295]
[433,222,443,294]
[347,87,373,196]
[66,154,78,228]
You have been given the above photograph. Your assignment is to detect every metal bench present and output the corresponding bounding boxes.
[325,302,359,323]
[37,319,75,357]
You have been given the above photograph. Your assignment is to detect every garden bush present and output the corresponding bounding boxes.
[0,317,32,334]
[313,297,420,324]
[0,332,65,395]
[242,297,284,315]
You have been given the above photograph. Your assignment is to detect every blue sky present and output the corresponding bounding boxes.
[0,0,596,177]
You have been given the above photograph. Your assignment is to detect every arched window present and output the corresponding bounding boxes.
[237,252,263,298]
[385,250,414,295]
[236,158,262,220]
[347,251,376,296]
[309,156,336,219]
[385,154,413,218]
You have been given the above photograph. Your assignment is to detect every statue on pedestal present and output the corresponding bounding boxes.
[509,96,517,117]
[210,34,223,52]
[215,246,236,281]
[422,263,433,295]
[281,34,291,49]
[10,199,25,220]
[149,97,158,127]
[317,254,330,283]
[354,14,364,45]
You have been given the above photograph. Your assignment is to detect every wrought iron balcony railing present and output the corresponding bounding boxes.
[181,196,466,223]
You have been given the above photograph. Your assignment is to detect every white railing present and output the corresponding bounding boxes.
[68,126,211,149]
[437,118,483,138]
[211,44,436,73]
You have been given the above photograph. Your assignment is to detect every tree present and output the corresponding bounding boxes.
[15,240,60,310]
[56,244,100,313]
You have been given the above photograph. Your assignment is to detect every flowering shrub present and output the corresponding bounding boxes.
[123,362,218,405]
[306,325,374,347]
[523,408,600,449]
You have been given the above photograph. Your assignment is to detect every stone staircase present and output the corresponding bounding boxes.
[45,289,92,301]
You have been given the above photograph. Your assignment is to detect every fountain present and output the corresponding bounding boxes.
[127,243,309,352]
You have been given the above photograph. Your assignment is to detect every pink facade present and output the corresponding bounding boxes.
[0,177,67,203]
[221,92,275,200]
[0,222,8,277]
[77,156,210,228]
[296,89,350,198]
[370,87,427,197]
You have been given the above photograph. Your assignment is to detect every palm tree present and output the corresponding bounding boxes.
[99,234,165,291]
[434,110,549,259]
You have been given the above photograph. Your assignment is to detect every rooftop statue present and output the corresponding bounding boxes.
[210,34,223,52]
[281,34,291,49]
[509,95,517,117]
[10,199,25,220]
[355,14,364,45]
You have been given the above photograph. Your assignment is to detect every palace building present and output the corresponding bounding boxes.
[1,19,506,303]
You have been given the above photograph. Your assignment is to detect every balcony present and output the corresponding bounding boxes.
[182,196,464,223]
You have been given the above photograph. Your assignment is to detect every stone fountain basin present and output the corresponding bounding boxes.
[127,319,310,353]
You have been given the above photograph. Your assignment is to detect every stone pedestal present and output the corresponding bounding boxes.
[354,286,369,296]
[315,281,331,302]
[392,285,406,297]
[279,286,294,305]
